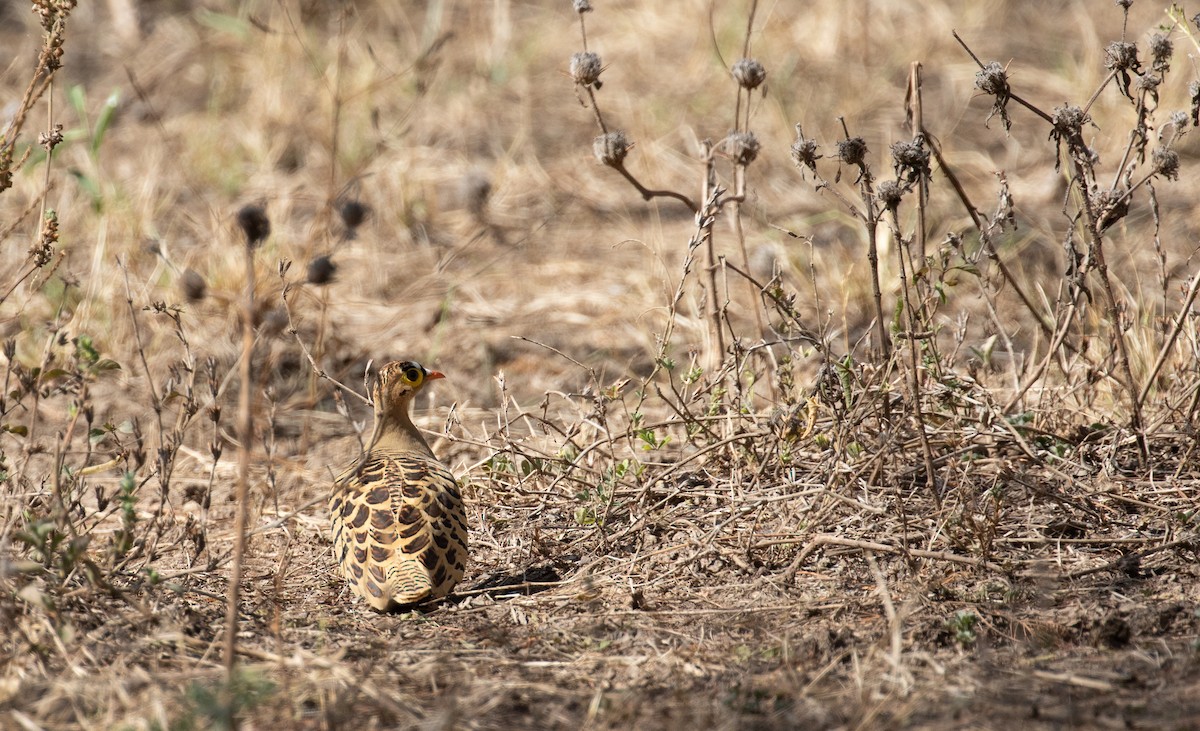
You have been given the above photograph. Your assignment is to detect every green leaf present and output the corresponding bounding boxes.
[91,90,120,156]
[76,334,99,365]
[68,85,88,127]
[91,359,122,373]
[196,9,251,37]
[68,168,103,212]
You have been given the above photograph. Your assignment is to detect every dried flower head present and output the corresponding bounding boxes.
[307,255,337,285]
[0,147,12,193]
[1114,0,1132,8]
[974,61,1012,131]
[570,52,603,88]
[1148,33,1173,73]
[836,136,868,167]
[593,131,630,167]
[460,171,492,217]
[30,209,57,267]
[1152,146,1180,180]
[1094,188,1130,231]
[1190,80,1200,126]
[236,204,271,248]
[890,138,931,187]
[724,131,760,166]
[32,0,77,32]
[790,125,822,173]
[731,58,766,90]
[1051,104,1089,135]
[877,180,904,210]
[39,124,64,152]
[1104,40,1141,99]
[573,0,593,13]
[181,269,207,302]
[1168,110,1188,130]
[1049,105,1094,171]
[339,199,369,230]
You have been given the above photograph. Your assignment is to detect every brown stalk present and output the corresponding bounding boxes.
[699,145,726,371]
[860,170,889,361]
[224,237,256,675]
[888,206,939,509]
[1138,266,1200,407]
[905,63,928,262]
[1066,143,1148,466]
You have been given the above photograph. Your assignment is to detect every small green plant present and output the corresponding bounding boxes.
[12,513,91,602]
[109,471,138,562]
[947,610,979,647]
[158,668,277,731]
[574,485,604,526]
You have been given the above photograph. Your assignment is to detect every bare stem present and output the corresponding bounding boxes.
[224,242,256,676]
[611,161,698,213]
[890,207,939,508]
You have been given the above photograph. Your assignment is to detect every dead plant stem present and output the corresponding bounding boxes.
[225,241,256,676]
[889,208,939,508]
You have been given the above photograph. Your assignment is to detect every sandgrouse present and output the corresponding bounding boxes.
[329,361,468,609]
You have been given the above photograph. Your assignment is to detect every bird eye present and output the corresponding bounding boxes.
[403,367,422,383]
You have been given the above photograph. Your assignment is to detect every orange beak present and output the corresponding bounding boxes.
[426,370,446,381]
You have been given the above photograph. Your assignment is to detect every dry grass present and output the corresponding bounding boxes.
[3,1,1200,729]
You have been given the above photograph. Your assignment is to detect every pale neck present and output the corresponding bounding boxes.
[367,402,434,456]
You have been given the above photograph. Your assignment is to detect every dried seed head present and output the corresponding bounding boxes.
[1168,110,1189,129]
[181,269,207,302]
[1190,80,1200,126]
[0,148,12,194]
[1104,41,1140,72]
[1051,104,1089,135]
[1094,188,1129,231]
[1149,33,1173,73]
[1048,105,1094,172]
[974,61,1009,97]
[731,58,766,90]
[570,51,603,88]
[306,255,337,285]
[1193,12,1200,30]
[724,131,760,166]
[890,138,931,185]
[877,180,903,210]
[1114,0,1132,8]
[790,125,822,172]
[836,136,868,167]
[460,170,492,217]
[1105,40,1142,100]
[30,210,57,267]
[39,124,64,152]
[974,62,1012,131]
[338,199,369,230]
[573,0,592,13]
[1152,147,1180,180]
[32,0,77,32]
[593,131,630,167]
[236,204,271,248]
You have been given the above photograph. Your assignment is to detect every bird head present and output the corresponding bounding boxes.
[372,360,445,413]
